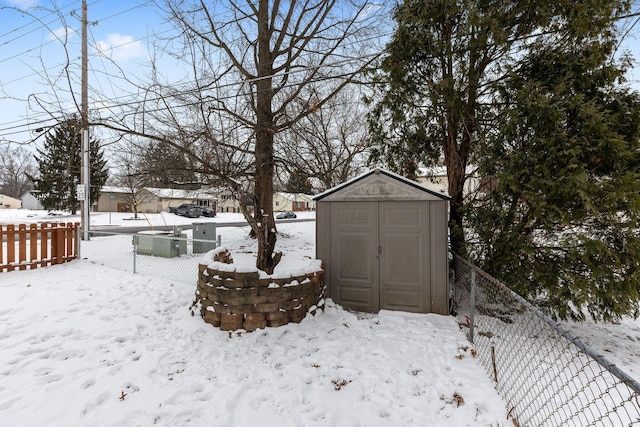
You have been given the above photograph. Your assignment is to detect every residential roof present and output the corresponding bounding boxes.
[274,192,314,201]
[313,168,451,201]
[99,186,218,200]
[417,165,448,177]
[144,187,216,199]
[100,186,132,195]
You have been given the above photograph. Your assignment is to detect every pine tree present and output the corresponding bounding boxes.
[285,171,313,195]
[30,119,109,213]
[369,0,640,320]
[139,140,200,189]
[367,0,633,260]
[470,23,640,321]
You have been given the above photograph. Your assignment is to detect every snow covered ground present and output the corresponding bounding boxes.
[1,208,639,426]
[1,209,510,426]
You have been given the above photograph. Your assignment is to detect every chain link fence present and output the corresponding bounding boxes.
[78,228,220,285]
[452,253,640,427]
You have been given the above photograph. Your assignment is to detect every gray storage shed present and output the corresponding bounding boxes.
[314,168,450,315]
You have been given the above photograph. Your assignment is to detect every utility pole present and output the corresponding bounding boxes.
[81,0,90,240]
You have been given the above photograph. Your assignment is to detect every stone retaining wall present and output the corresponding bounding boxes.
[193,248,325,331]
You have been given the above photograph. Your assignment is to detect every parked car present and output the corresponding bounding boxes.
[174,204,201,218]
[276,211,297,219]
[201,207,216,217]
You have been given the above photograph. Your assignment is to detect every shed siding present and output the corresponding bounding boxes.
[315,169,450,315]
[379,201,430,313]
[330,202,379,312]
[430,201,449,314]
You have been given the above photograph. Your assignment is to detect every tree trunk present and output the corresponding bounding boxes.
[253,0,279,274]
[445,114,472,258]
[446,150,467,258]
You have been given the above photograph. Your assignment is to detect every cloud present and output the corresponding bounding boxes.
[4,0,38,9]
[47,26,77,42]
[95,33,144,62]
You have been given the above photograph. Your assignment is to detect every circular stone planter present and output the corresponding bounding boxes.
[192,247,325,332]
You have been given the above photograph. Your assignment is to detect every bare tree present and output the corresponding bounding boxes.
[276,86,370,192]
[95,0,386,273]
[110,140,154,219]
[19,1,387,273]
[0,143,36,199]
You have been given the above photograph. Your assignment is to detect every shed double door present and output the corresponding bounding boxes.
[330,201,431,313]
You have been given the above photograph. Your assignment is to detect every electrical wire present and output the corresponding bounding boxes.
[0,0,158,66]
[0,27,391,138]
[0,0,77,45]
[0,52,381,140]
[1,3,638,140]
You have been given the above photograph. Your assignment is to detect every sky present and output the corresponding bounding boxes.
[0,0,174,148]
[1,0,640,154]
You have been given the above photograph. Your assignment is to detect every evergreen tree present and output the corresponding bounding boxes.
[470,24,640,321]
[30,119,109,213]
[369,0,640,320]
[139,140,200,189]
[285,171,313,195]
[367,0,632,259]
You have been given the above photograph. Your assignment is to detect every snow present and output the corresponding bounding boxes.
[1,209,639,426]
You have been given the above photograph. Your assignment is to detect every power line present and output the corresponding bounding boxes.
[0,19,390,137]
[0,0,157,66]
[0,51,382,140]
[0,0,77,44]
[2,3,637,140]
[0,36,386,132]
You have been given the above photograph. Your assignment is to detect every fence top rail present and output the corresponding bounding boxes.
[452,252,640,395]
[1,222,79,229]
[87,229,219,244]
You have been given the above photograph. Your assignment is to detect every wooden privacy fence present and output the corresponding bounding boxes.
[1,222,80,272]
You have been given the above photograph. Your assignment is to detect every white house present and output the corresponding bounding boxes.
[96,186,218,213]
[273,192,315,212]
[416,165,480,199]
[0,194,22,209]
[20,191,44,210]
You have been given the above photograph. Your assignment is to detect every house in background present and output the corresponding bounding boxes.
[415,165,480,199]
[95,187,219,214]
[273,192,315,212]
[20,191,43,210]
[215,189,241,213]
[143,188,217,213]
[0,194,21,209]
[96,186,135,213]
[415,166,449,196]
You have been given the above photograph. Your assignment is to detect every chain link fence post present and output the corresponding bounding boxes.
[77,226,82,259]
[469,267,475,344]
[132,234,137,274]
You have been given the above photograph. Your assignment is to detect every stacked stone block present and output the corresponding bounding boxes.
[193,248,325,332]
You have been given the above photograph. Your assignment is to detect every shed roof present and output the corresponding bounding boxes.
[314,168,450,202]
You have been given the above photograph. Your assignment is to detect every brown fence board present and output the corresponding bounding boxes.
[29,224,38,269]
[1,222,79,273]
[40,223,48,267]
[18,224,27,271]
[6,225,15,272]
